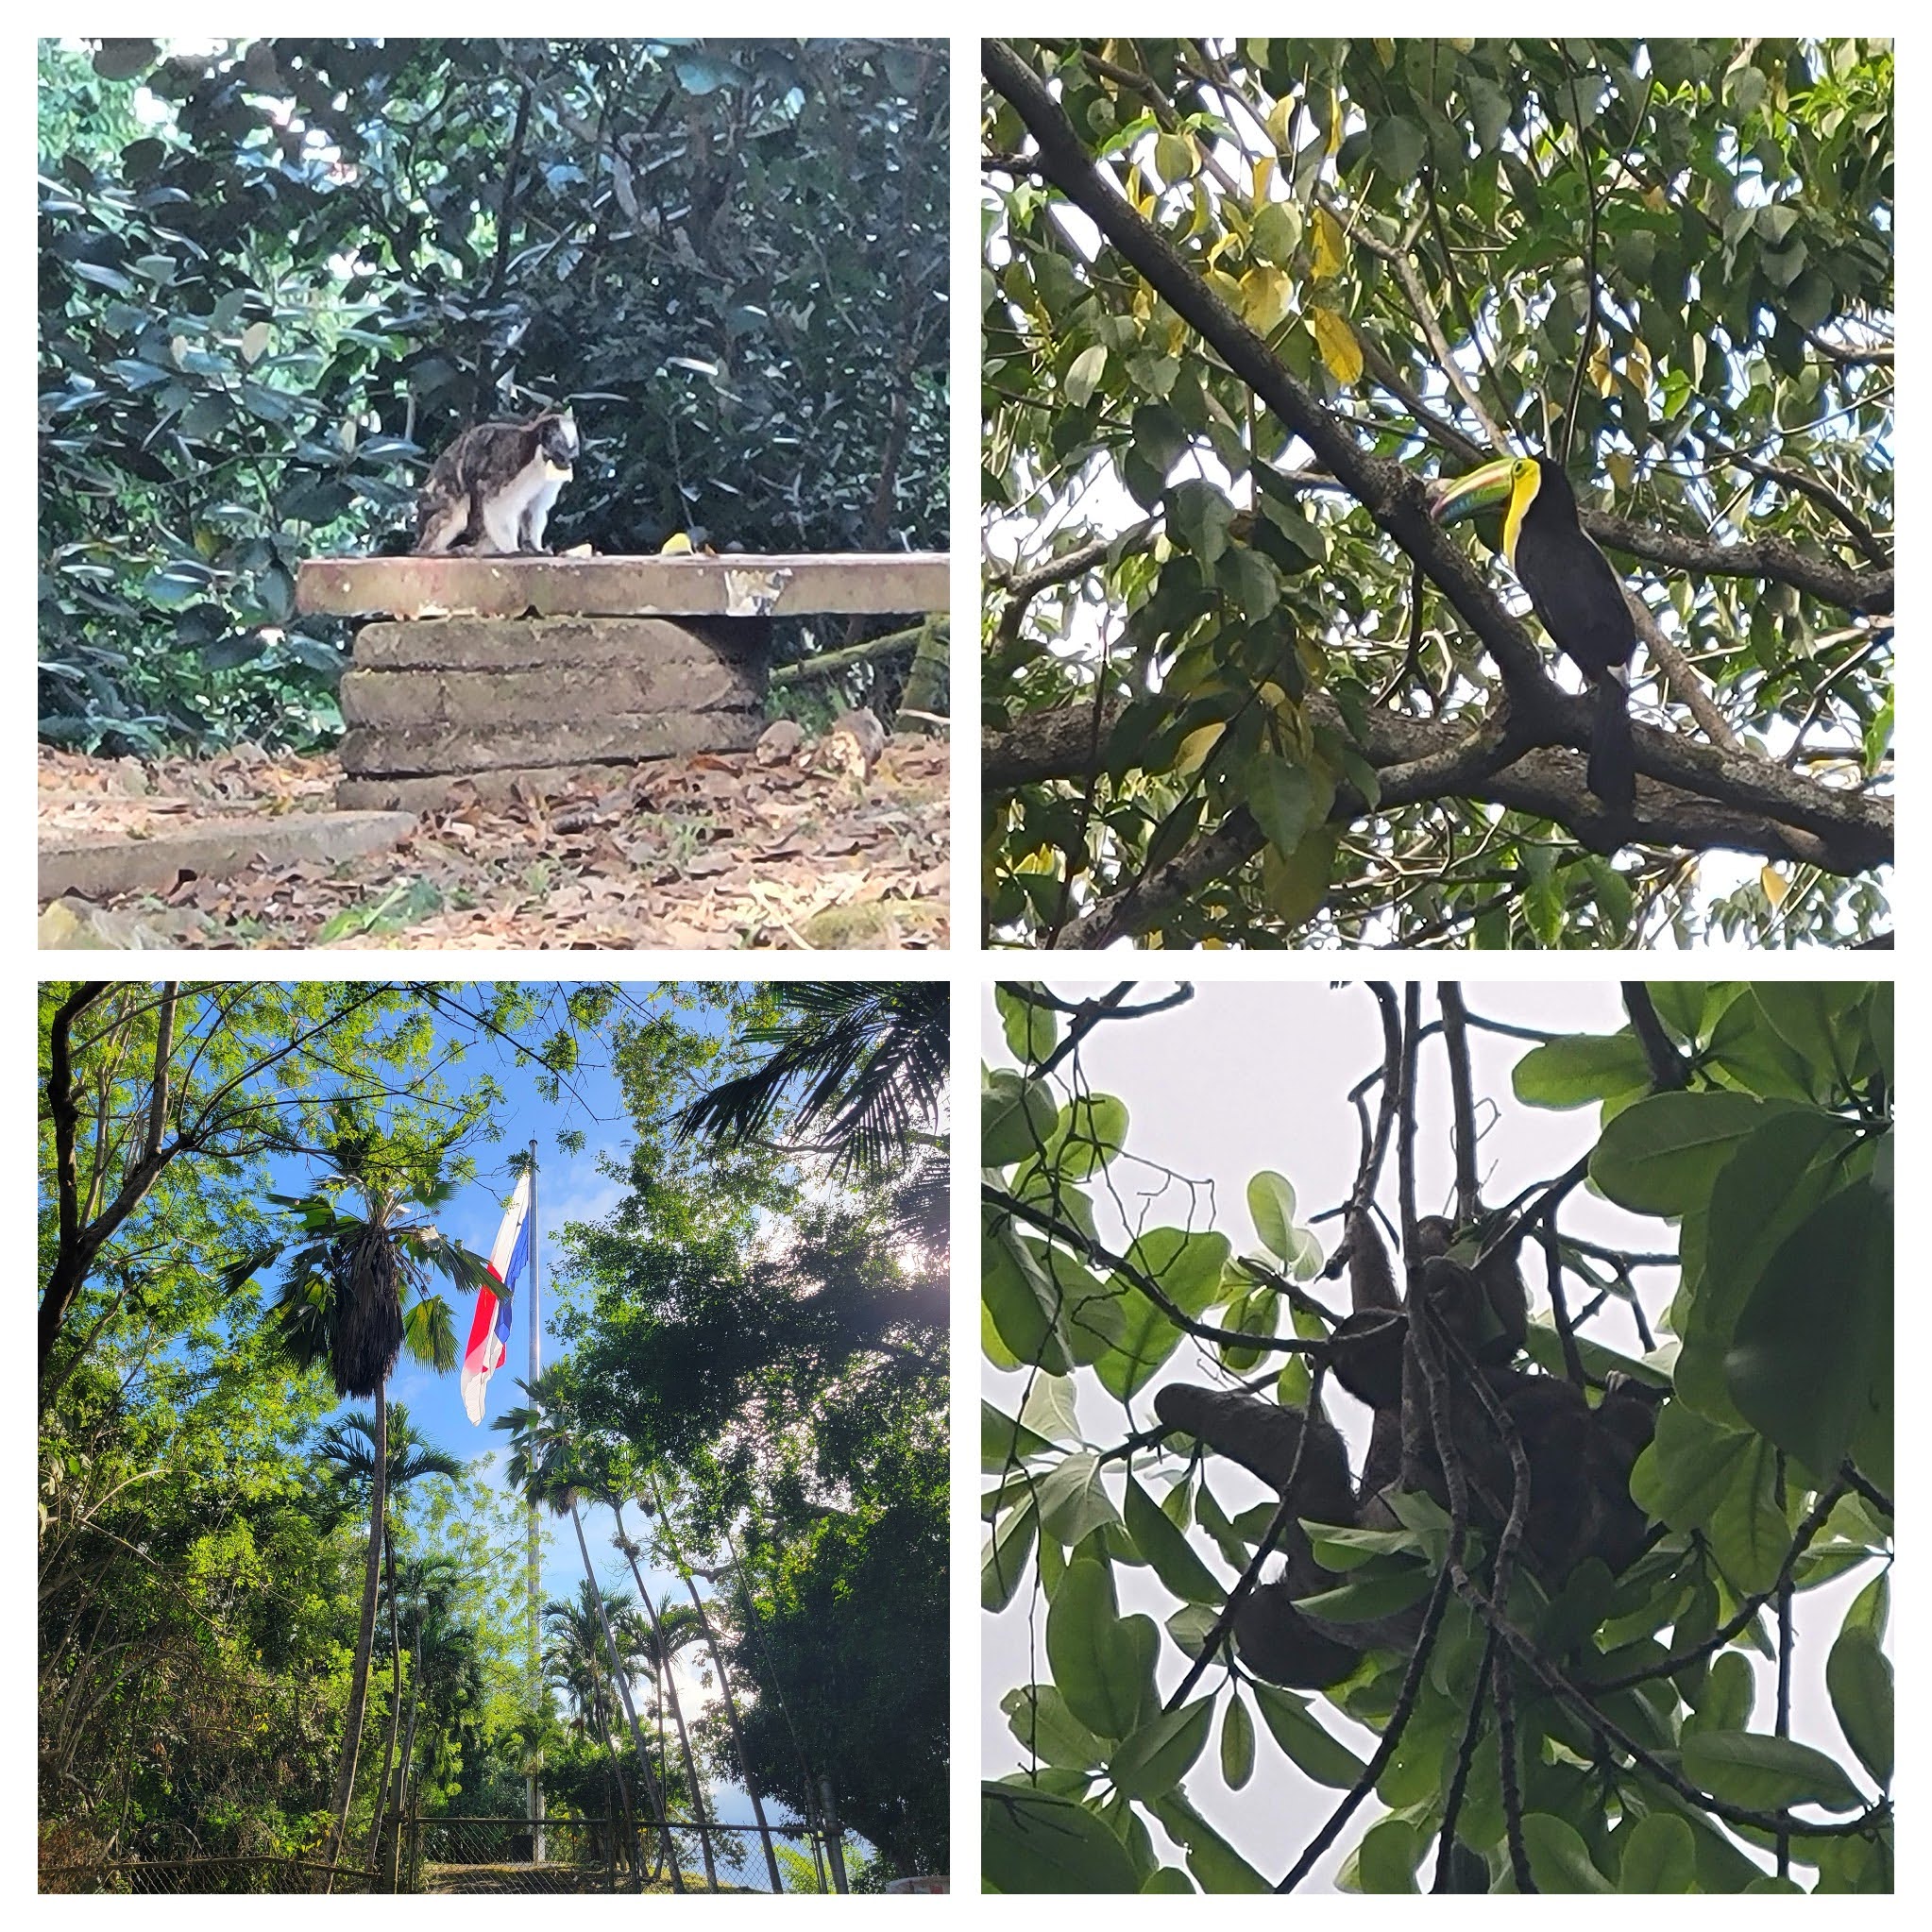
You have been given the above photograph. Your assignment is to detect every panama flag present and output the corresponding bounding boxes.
[462,1170,533,1424]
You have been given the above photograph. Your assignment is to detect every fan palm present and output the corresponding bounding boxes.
[267,1141,490,1890]
[496,1375,687,1892]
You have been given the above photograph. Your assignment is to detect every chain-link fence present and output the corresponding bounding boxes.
[402,1815,826,1894]
[40,1834,376,1895]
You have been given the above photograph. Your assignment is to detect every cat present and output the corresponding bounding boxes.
[413,408,579,556]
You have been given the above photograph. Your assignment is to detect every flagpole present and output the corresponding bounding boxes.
[528,1139,544,1863]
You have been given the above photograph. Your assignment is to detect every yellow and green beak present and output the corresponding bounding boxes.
[1427,455,1542,564]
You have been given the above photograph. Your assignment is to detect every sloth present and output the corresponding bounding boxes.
[1155,1210,1663,1689]
[414,408,579,556]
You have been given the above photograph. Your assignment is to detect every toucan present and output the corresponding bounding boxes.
[1427,454,1636,809]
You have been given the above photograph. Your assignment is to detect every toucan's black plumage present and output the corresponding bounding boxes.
[1429,454,1637,809]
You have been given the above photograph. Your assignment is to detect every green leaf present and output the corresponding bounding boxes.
[1046,1555,1157,1741]
[1249,1681,1366,1788]
[1250,199,1303,264]
[1617,1812,1697,1891]
[996,985,1059,1066]
[1356,1816,1424,1892]
[983,1500,1038,1611]
[1370,115,1426,183]
[1244,754,1317,857]
[1684,1651,1754,1737]
[983,1226,1075,1375]
[1123,1474,1225,1605]
[1220,1693,1255,1789]
[984,1069,1059,1165]
[982,1783,1140,1893]
[1044,1093,1130,1180]
[1109,1696,1212,1802]
[1725,1180,1891,1486]
[1093,1229,1231,1401]
[1167,479,1235,566]
[983,1398,1059,1469]
[1591,1091,1776,1215]
[1154,131,1195,183]
[1246,1170,1297,1263]
[1679,1730,1865,1812]
[1149,1790,1272,1892]
[1003,1684,1108,1771]
[1512,1032,1652,1109]
[1017,1372,1080,1444]
[1034,1450,1122,1548]
[1142,1864,1195,1891]
[1518,1813,1615,1891]
[1825,1625,1892,1788]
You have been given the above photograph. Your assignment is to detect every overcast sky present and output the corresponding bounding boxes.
[981,979,1873,1890]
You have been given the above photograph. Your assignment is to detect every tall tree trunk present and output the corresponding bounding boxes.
[648,1473,783,1894]
[321,1379,387,1890]
[371,1524,402,1883]
[568,1499,683,1891]
[383,1614,422,1893]
[611,1498,719,1890]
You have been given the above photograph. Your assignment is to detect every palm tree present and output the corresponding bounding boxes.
[496,1376,687,1893]
[314,1405,463,1883]
[545,1584,647,1871]
[605,1501,725,1890]
[268,1130,490,1889]
[671,983,948,1251]
[640,1469,788,1893]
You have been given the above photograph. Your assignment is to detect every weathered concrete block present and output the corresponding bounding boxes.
[349,616,765,674]
[339,710,763,777]
[331,615,769,811]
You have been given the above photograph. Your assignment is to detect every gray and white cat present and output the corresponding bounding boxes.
[414,408,579,555]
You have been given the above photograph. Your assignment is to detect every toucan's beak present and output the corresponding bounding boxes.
[1427,458,1517,526]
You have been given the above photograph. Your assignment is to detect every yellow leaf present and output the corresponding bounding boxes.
[1589,340,1616,397]
[1262,827,1338,927]
[1309,309,1364,385]
[1311,206,1346,279]
[1203,267,1246,312]
[1644,185,1669,213]
[1174,722,1225,777]
[1326,84,1343,156]
[1627,337,1653,398]
[1760,864,1789,907]
[1015,846,1059,875]
[1252,153,1274,202]
[1606,449,1635,495]
[1265,93,1296,152]
[1257,681,1293,716]
[1374,40,1395,67]
[660,532,694,554]
[1240,265,1295,336]
[240,320,272,365]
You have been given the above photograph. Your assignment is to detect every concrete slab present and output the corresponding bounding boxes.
[41,811,417,902]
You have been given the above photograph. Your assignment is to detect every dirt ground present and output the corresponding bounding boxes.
[38,737,948,950]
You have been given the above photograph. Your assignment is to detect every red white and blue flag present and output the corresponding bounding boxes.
[462,1171,533,1424]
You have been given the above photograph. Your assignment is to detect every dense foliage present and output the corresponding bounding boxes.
[36,983,738,1882]
[983,981,1891,1891]
[41,38,948,754]
[984,39,1891,946]
[551,990,952,1876]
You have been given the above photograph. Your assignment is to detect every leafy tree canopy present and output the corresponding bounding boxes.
[983,39,1891,947]
[983,980,1891,1892]
[42,37,948,754]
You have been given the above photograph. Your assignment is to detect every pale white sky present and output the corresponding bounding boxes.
[982,980,1878,1891]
